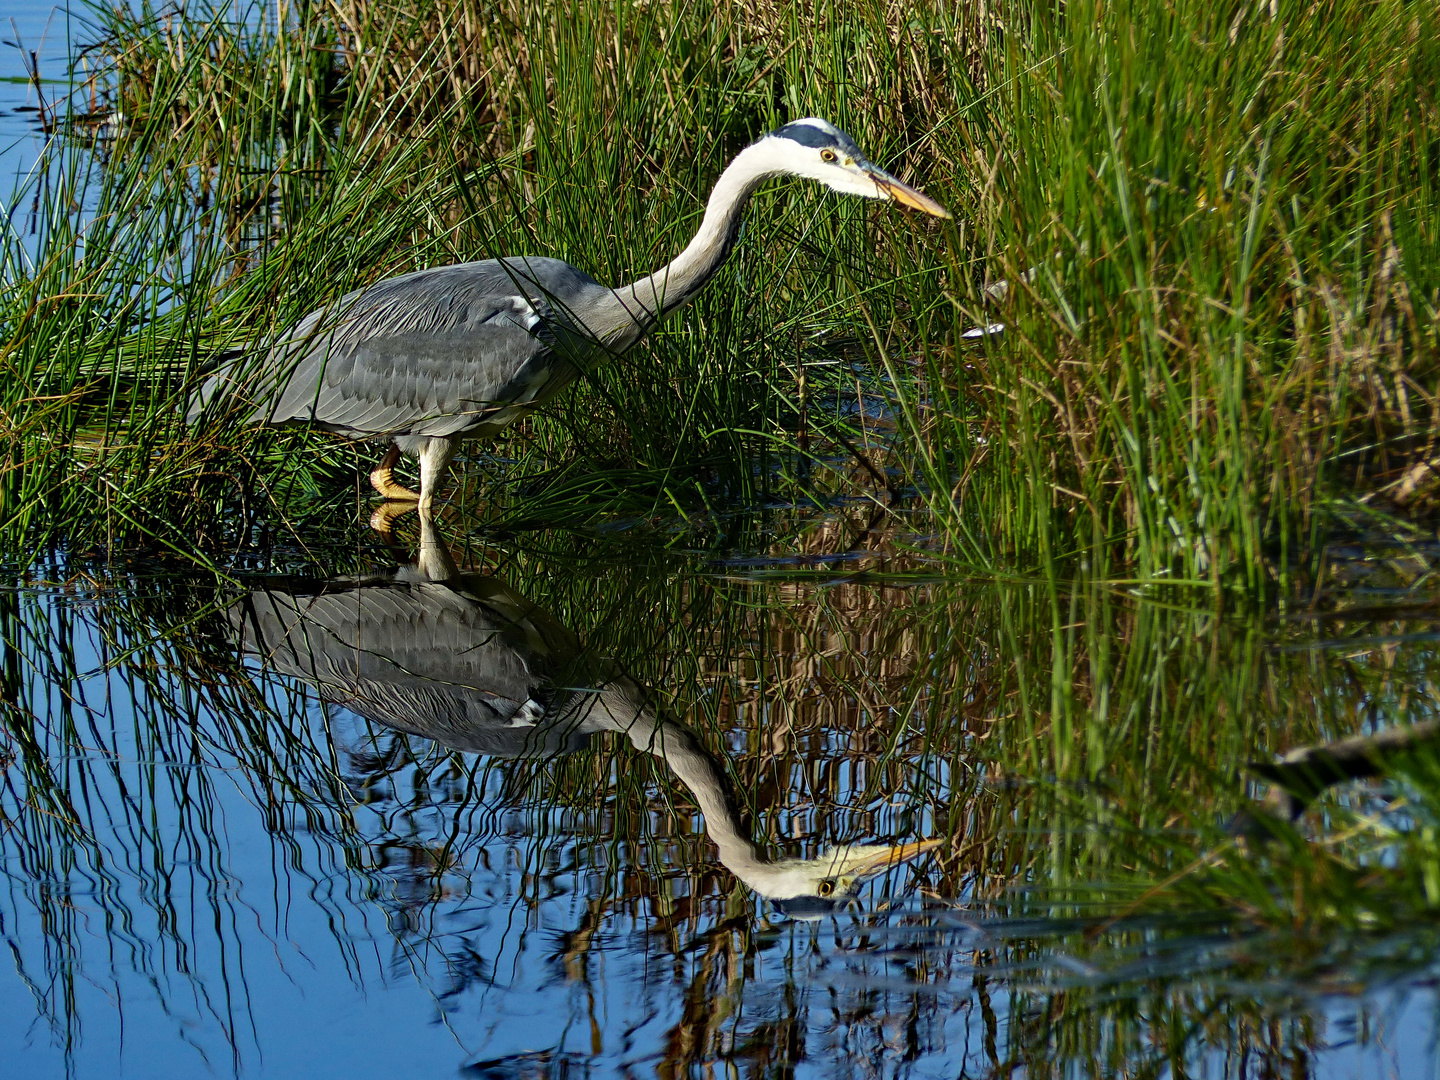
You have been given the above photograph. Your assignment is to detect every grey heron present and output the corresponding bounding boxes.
[190,119,948,524]
[228,510,940,908]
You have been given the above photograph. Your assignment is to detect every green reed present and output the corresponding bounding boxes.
[3,0,1437,576]
[901,0,1440,590]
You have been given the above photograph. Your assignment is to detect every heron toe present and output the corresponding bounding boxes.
[369,445,420,501]
[369,500,418,539]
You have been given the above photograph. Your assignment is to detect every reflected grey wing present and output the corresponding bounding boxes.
[231,581,600,758]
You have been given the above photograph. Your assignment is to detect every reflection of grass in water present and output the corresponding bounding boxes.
[3,0,1432,583]
[6,529,1440,1070]
[0,576,387,1062]
[725,555,1440,1066]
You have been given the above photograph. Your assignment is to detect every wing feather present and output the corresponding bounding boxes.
[230,581,599,757]
[249,259,605,439]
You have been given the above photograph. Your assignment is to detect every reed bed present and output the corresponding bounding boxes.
[914,0,1440,593]
[1,0,1436,578]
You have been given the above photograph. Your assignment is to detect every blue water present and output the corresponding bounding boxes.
[0,567,964,1077]
[1,2,74,187]
[1,548,1438,1079]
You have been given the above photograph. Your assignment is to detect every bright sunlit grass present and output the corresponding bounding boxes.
[0,0,1435,588]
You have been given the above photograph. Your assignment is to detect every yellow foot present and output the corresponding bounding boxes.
[369,444,419,501]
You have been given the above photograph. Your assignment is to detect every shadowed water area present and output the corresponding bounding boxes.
[5,504,1440,1077]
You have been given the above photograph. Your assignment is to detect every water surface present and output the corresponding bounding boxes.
[3,507,1440,1077]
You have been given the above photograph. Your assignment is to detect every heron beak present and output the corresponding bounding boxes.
[837,838,944,879]
[865,166,950,218]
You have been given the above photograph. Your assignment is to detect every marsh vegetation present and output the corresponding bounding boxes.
[4,0,1433,579]
[2,0,1440,1075]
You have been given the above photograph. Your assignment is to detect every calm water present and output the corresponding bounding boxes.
[2,2,76,201]
[3,504,1440,1078]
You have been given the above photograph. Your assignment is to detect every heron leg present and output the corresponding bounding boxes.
[414,505,460,581]
[417,437,459,511]
[369,443,419,501]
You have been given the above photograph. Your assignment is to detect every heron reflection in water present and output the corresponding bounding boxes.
[229,512,938,911]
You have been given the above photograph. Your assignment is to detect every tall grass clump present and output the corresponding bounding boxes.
[3,0,1435,586]
[905,0,1440,590]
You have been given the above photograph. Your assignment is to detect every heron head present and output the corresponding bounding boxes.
[740,839,943,919]
[763,118,950,218]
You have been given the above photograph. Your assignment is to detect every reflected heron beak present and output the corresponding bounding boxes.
[835,838,944,879]
[865,166,951,218]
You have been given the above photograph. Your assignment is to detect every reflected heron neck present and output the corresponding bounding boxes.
[595,683,769,877]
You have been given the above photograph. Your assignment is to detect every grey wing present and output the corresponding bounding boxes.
[205,259,605,438]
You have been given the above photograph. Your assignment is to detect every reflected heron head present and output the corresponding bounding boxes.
[746,839,942,918]
[762,118,950,218]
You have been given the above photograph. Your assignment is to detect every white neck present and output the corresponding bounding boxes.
[591,140,794,349]
[591,679,877,899]
[592,682,769,877]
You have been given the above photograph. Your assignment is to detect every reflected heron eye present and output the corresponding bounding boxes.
[818,878,836,897]
[820,149,837,163]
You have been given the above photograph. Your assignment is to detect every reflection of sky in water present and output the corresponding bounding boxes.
[1,2,73,191]
[0,583,951,1076]
[1,570,1438,1077]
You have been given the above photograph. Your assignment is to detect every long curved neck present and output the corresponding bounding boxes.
[590,141,785,350]
[593,683,770,881]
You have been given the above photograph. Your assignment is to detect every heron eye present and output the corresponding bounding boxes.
[820,149,837,163]
[818,879,836,897]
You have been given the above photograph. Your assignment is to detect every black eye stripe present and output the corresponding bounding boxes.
[772,122,842,149]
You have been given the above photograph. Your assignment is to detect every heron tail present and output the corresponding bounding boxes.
[185,348,250,424]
